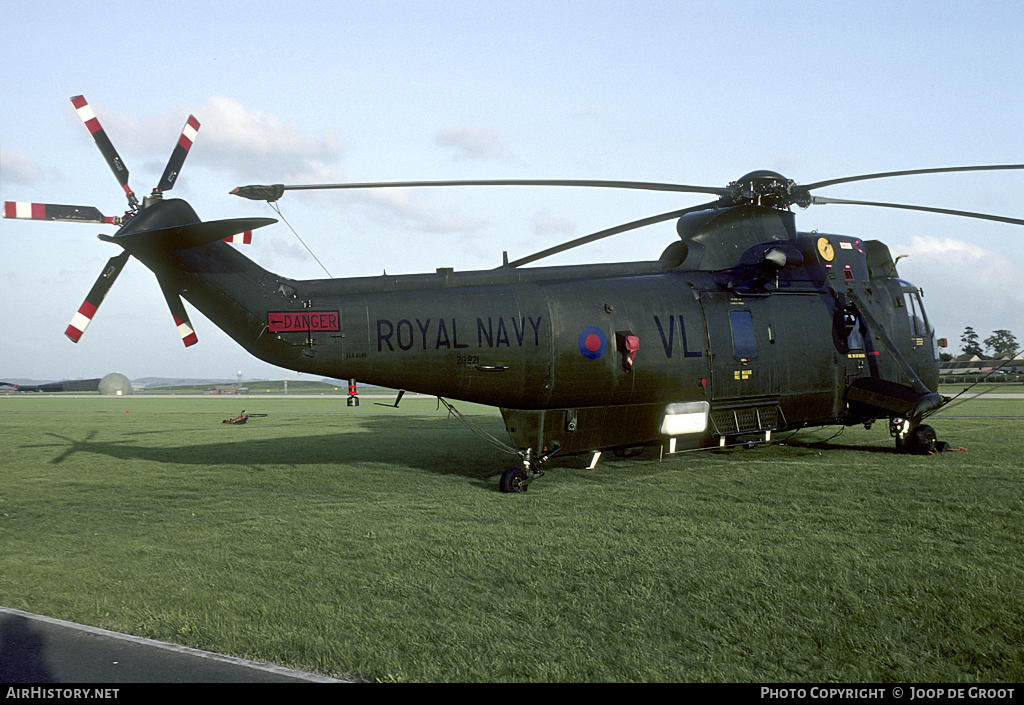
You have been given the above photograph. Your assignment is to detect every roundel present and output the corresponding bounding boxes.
[578,326,608,359]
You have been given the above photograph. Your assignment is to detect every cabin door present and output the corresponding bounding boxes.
[699,292,778,402]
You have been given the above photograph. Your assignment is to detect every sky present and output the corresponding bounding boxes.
[1,0,1021,382]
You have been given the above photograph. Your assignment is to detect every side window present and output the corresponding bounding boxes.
[845,309,865,351]
[730,310,757,361]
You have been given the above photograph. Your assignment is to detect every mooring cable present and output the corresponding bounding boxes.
[267,201,333,278]
[435,397,522,458]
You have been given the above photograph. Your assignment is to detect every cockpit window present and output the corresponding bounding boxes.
[904,290,930,337]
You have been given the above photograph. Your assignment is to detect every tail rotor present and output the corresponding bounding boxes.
[3,95,273,347]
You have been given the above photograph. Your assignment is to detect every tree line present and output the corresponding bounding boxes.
[958,327,1018,357]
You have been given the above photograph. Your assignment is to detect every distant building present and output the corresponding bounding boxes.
[99,373,132,395]
[206,384,248,394]
[1,378,101,393]
[940,353,1024,375]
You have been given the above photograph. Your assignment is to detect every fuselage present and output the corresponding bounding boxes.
[129,202,941,455]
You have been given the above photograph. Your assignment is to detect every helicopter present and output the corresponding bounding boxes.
[4,97,1023,492]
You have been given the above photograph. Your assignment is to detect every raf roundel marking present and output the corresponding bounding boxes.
[578,326,608,360]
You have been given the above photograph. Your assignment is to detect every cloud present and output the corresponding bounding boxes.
[903,234,989,260]
[59,98,488,235]
[357,188,489,234]
[532,209,576,237]
[894,234,1024,343]
[269,236,312,261]
[0,145,56,183]
[76,96,346,184]
[194,97,346,182]
[436,124,516,162]
[771,153,808,173]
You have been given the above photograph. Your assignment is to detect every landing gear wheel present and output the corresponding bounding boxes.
[895,423,937,454]
[500,466,529,494]
[906,424,937,455]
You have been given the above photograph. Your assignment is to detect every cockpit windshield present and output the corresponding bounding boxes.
[903,287,937,360]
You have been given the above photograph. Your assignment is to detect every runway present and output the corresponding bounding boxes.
[0,607,344,683]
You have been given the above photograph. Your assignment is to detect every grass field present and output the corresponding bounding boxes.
[1,393,1022,682]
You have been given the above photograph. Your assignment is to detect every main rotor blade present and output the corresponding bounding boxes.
[65,251,131,343]
[809,196,1024,226]
[158,279,198,347]
[157,115,201,193]
[797,164,1024,193]
[71,95,138,209]
[231,179,733,201]
[505,200,723,268]
[3,202,122,225]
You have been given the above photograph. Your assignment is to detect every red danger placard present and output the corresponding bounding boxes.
[268,310,340,333]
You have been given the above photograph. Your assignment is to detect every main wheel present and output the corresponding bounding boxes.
[499,466,529,494]
[898,423,937,454]
[906,424,937,454]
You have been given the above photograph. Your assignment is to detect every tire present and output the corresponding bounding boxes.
[499,466,529,494]
[907,424,937,454]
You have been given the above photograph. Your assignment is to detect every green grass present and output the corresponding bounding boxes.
[1,395,1022,682]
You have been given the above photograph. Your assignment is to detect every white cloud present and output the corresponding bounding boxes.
[894,234,1024,346]
[269,236,312,261]
[76,96,346,184]
[53,99,497,237]
[436,124,516,162]
[532,209,576,237]
[771,153,808,174]
[0,145,56,183]
[358,188,489,234]
[194,97,346,182]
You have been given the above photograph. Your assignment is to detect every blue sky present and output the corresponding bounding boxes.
[1,0,1021,381]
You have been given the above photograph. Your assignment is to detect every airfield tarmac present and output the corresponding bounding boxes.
[0,607,344,683]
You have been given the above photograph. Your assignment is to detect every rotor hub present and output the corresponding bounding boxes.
[728,170,803,209]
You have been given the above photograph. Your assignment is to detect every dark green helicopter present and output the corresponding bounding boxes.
[5,97,1023,492]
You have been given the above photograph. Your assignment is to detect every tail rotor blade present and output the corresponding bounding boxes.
[3,202,122,225]
[156,115,201,193]
[159,280,198,347]
[70,95,138,210]
[65,251,130,343]
[223,230,253,244]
